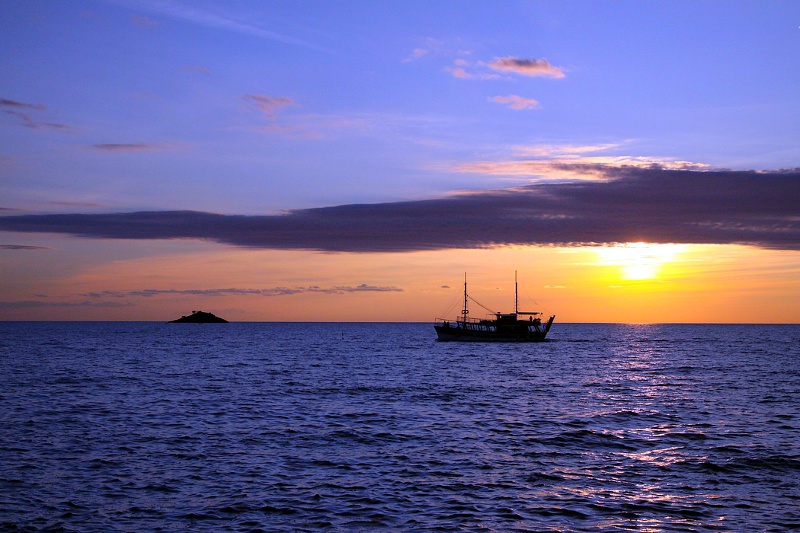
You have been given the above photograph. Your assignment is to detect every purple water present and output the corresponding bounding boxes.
[1,322,798,531]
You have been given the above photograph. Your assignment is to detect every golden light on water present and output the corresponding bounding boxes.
[592,243,688,280]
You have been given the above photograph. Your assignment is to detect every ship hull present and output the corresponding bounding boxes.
[434,326,549,342]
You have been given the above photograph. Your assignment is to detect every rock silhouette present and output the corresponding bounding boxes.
[169,310,229,323]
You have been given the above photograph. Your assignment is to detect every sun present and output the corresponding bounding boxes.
[593,242,687,280]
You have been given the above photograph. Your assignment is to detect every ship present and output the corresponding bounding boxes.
[434,273,555,342]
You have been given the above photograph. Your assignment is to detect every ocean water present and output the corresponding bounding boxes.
[1,322,798,532]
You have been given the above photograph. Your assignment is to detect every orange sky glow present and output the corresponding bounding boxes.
[1,238,797,323]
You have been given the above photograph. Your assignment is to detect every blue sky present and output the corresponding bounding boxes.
[3,0,798,213]
[1,1,799,321]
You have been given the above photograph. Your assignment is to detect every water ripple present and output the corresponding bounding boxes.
[0,322,798,531]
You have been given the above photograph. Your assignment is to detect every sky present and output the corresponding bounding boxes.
[1,0,799,323]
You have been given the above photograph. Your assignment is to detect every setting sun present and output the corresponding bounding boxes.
[592,243,688,280]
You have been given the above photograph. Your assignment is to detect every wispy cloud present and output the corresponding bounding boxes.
[120,0,323,50]
[405,37,565,82]
[488,57,565,78]
[81,285,403,298]
[404,47,430,62]
[183,64,211,76]
[130,14,159,28]
[0,244,50,250]
[512,143,625,157]
[1,97,72,132]
[0,284,402,310]
[242,94,326,138]
[0,167,797,251]
[490,95,540,110]
[445,64,473,79]
[454,143,708,181]
[49,201,106,208]
[403,37,462,63]
[0,300,132,309]
[454,157,708,181]
[244,94,295,119]
[444,59,499,80]
[440,55,565,82]
[0,98,45,111]
[259,123,322,139]
[91,143,169,152]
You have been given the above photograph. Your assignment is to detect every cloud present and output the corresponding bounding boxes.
[130,15,159,28]
[403,37,458,63]
[0,284,403,310]
[453,144,709,180]
[8,112,72,131]
[490,95,540,110]
[445,59,500,80]
[183,65,211,76]
[488,57,565,78]
[259,122,322,139]
[49,201,105,208]
[0,167,797,251]
[1,97,72,131]
[443,56,564,81]
[453,157,708,181]
[1,98,45,111]
[0,300,132,309]
[446,66,473,79]
[88,142,186,153]
[243,96,366,138]
[244,94,295,119]
[404,47,430,62]
[91,143,166,152]
[512,143,625,157]
[79,285,403,299]
[407,42,564,82]
[0,244,49,250]
[121,0,323,50]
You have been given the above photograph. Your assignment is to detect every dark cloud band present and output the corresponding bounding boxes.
[1,167,797,252]
[81,285,402,298]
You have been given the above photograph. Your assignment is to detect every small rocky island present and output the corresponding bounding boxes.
[169,310,229,323]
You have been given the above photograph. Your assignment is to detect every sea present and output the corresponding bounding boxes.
[1,322,798,532]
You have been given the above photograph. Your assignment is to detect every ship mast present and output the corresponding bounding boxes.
[514,270,518,316]
[462,272,469,322]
